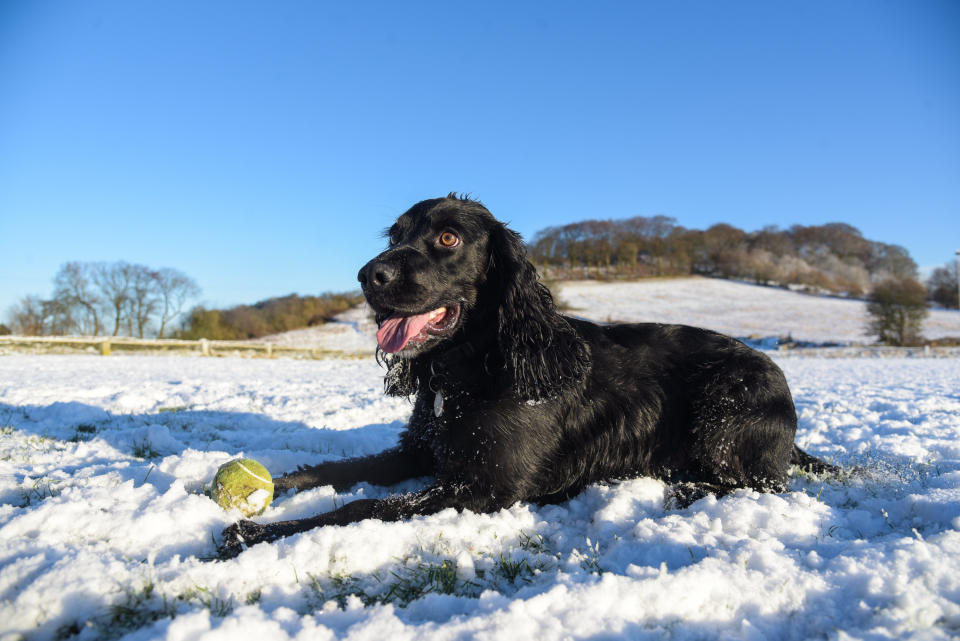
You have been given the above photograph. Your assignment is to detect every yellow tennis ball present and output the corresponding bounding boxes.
[212,458,274,517]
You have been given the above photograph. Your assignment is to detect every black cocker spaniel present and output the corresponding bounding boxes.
[219,194,831,557]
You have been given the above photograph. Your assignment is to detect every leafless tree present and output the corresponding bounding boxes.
[127,264,161,338]
[6,260,201,338]
[95,261,136,336]
[52,261,102,335]
[42,297,75,335]
[8,296,48,335]
[154,268,200,338]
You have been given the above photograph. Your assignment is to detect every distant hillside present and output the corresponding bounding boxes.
[178,291,364,340]
[529,217,917,297]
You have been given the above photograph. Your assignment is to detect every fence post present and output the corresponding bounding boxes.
[266,344,273,358]
[200,338,210,356]
[100,339,111,356]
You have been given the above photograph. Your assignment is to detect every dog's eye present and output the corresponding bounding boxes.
[438,231,461,248]
[388,230,401,246]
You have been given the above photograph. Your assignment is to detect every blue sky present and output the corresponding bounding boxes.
[1,0,958,317]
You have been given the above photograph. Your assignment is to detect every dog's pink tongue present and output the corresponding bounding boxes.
[377,312,433,353]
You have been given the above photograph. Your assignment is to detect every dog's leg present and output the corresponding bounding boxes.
[790,445,839,475]
[273,446,426,493]
[219,483,503,558]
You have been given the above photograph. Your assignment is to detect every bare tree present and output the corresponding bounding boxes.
[95,261,135,336]
[42,297,75,336]
[127,264,160,338]
[8,295,48,335]
[155,267,200,338]
[52,261,102,335]
[6,260,201,338]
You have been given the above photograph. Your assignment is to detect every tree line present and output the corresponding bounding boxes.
[6,261,199,338]
[529,216,922,297]
[527,215,959,346]
[3,261,366,341]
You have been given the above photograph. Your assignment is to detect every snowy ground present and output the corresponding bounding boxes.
[2,279,960,640]
[1,353,959,641]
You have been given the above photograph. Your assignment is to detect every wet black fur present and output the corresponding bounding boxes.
[219,194,831,557]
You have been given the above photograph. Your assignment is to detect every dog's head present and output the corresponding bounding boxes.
[359,194,589,400]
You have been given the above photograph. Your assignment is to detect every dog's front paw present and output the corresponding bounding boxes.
[272,474,298,493]
[219,520,268,559]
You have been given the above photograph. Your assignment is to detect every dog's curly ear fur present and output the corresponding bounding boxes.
[489,223,590,401]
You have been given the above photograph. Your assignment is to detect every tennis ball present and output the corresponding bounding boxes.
[212,458,274,517]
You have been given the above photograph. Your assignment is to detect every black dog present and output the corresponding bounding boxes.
[219,194,830,557]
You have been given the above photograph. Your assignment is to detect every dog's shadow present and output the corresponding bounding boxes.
[0,400,410,557]
[1,399,406,484]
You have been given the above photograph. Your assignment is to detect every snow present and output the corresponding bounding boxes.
[557,277,960,344]
[1,280,960,640]
[258,305,377,355]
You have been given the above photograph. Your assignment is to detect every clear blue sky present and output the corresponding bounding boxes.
[1,0,958,317]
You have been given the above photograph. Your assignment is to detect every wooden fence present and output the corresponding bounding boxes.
[773,344,960,358]
[1,335,956,359]
[0,335,359,359]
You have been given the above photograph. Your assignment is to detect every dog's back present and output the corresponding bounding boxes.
[530,318,798,502]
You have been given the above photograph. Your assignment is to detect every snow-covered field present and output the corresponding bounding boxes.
[2,280,960,640]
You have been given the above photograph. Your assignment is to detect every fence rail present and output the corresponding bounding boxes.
[0,335,360,359]
[773,344,960,358]
[1,335,957,359]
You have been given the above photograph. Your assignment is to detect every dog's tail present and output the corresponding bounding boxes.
[791,445,840,475]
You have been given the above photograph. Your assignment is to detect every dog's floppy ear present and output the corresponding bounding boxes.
[488,223,590,401]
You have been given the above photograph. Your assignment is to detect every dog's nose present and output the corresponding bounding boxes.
[359,260,398,288]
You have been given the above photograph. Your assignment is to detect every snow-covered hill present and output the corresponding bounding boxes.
[557,277,960,344]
